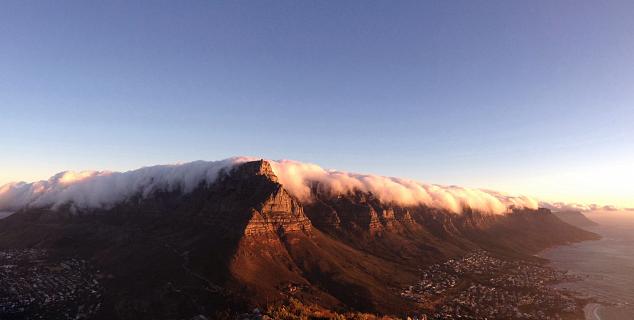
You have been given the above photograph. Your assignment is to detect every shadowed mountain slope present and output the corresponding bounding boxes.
[552,210,599,229]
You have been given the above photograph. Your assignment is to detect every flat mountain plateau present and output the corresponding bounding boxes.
[0,161,598,319]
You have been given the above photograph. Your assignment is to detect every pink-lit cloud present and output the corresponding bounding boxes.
[1,157,540,215]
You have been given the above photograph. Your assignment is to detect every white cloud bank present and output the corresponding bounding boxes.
[0,157,539,215]
[539,202,618,212]
[268,160,538,214]
[0,158,249,212]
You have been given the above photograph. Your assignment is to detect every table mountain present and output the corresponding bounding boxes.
[0,160,598,319]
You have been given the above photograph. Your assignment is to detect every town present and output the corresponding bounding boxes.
[0,249,103,319]
[401,250,584,320]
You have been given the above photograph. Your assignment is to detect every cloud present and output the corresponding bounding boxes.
[0,157,251,212]
[0,157,538,215]
[267,159,538,214]
[540,201,619,212]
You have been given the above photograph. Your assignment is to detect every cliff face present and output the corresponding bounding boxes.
[246,185,311,236]
[303,190,599,264]
[0,160,600,319]
[211,160,312,237]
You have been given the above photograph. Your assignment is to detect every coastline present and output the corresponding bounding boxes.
[541,222,634,320]
[534,226,602,258]
[535,233,604,320]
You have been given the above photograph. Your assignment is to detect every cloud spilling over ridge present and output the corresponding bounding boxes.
[0,157,538,214]
[0,158,252,211]
[268,160,538,214]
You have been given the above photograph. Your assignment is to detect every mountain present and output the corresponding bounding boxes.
[0,160,599,319]
[552,210,599,228]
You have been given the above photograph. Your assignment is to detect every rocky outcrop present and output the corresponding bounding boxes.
[244,186,311,236]
[230,159,279,183]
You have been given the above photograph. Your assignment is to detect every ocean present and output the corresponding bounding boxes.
[540,212,634,320]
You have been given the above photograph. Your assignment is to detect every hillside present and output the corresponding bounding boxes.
[552,210,599,229]
[0,160,599,319]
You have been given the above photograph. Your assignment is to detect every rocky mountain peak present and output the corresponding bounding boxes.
[231,159,278,183]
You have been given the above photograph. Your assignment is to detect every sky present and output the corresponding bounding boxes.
[1,1,633,208]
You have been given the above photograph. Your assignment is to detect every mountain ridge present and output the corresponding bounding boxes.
[0,160,599,319]
[0,157,539,215]
[552,210,599,228]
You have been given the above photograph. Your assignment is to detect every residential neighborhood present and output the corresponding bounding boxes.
[401,250,584,320]
[0,249,103,319]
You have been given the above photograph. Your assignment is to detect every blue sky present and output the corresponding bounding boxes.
[1,1,633,207]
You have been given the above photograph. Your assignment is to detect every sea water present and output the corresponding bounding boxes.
[540,213,634,320]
